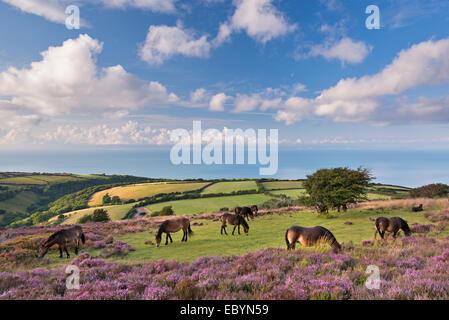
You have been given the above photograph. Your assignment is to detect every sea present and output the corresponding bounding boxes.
[0,147,449,188]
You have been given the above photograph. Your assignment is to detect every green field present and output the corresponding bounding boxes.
[201,181,257,194]
[59,203,136,224]
[0,175,84,185]
[262,181,304,190]
[269,189,307,198]
[41,208,434,265]
[146,194,273,215]
[89,182,210,206]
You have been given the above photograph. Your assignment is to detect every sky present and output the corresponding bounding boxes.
[0,0,449,150]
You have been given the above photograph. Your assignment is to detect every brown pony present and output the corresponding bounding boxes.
[375,217,411,239]
[156,217,193,247]
[285,226,341,253]
[237,205,258,221]
[38,226,85,258]
[220,213,250,236]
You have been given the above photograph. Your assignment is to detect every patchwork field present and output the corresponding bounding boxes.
[262,181,304,190]
[201,180,257,194]
[88,182,211,206]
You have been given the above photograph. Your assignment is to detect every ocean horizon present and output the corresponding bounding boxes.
[1,148,448,188]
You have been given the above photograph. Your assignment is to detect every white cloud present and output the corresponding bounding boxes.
[308,37,372,65]
[209,93,229,111]
[277,37,449,124]
[215,0,297,45]
[190,88,207,103]
[2,0,68,23]
[97,0,176,13]
[38,121,173,145]
[2,0,176,24]
[139,23,212,65]
[0,34,179,116]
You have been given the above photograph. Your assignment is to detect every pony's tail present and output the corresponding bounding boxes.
[188,224,194,236]
[81,232,86,244]
[285,229,290,250]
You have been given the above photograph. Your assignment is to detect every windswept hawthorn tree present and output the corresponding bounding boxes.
[302,167,373,215]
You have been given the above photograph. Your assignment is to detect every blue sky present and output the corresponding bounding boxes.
[0,0,449,150]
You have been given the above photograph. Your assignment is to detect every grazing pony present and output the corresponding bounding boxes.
[38,226,85,259]
[375,217,411,239]
[220,213,250,236]
[412,204,423,212]
[155,217,193,247]
[285,226,341,253]
[237,205,258,221]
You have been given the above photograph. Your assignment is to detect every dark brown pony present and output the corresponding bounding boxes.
[156,217,193,247]
[285,226,341,253]
[412,204,423,212]
[38,226,85,258]
[375,217,411,239]
[220,213,250,236]
[236,205,258,221]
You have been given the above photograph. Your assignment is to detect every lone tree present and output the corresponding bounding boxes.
[302,167,372,215]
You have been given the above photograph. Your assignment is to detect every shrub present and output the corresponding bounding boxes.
[151,206,174,217]
[92,209,110,222]
[410,183,449,198]
[77,209,110,224]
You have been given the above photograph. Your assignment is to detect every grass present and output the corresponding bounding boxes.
[0,175,82,185]
[269,189,307,198]
[58,203,136,224]
[262,181,304,190]
[0,191,40,214]
[145,194,273,215]
[88,182,211,206]
[85,208,434,264]
[366,193,392,200]
[201,181,257,194]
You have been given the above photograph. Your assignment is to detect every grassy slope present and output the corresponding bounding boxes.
[201,181,257,194]
[145,194,273,215]
[262,181,303,190]
[40,208,433,266]
[88,182,211,206]
[59,203,136,224]
[0,175,83,185]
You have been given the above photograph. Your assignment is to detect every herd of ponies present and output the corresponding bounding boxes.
[38,204,420,259]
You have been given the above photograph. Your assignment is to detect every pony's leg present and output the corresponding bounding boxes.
[64,246,70,259]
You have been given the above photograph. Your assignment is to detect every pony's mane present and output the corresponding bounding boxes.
[239,216,249,229]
